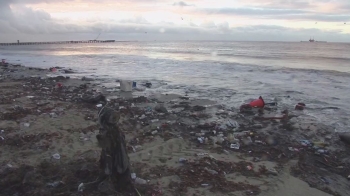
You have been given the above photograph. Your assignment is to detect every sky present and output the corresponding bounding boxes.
[0,0,350,42]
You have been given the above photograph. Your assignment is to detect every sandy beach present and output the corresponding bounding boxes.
[1,63,349,196]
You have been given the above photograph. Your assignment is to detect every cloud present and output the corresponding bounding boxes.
[173,1,193,7]
[0,0,350,42]
[198,6,350,22]
[289,14,350,22]
[200,7,308,16]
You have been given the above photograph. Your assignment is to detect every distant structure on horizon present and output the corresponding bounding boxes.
[0,39,116,46]
[300,37,327,43]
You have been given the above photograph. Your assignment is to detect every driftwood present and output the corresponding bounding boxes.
[81,121,133,193]
[97,125,133,191]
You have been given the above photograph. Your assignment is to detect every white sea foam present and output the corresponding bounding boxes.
[1,41,350,131]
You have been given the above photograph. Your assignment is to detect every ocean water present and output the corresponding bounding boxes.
[1,41,350,131]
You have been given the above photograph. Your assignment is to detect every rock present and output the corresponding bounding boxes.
[50,76,66,81]
[63,69,74,74]
[339,132,350,145]
[37,101,50,106]
[82,76,94,81]
[144,82,152,88]
[193,105,206,111]
[81,93,106,104]
[135,177,147,184]
[295,104,305,110]
[155,104,168,113]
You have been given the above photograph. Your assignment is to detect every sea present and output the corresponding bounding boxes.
[1,41,350,132]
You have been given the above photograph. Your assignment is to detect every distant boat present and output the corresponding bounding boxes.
[300,37,327,43]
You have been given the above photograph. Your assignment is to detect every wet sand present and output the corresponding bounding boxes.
[0,63,349,196]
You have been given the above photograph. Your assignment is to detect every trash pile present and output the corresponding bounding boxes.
[1,64,350,196]
[145,156,262,195]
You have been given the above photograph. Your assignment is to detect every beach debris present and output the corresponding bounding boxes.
[0,130,4,134]
[295,103,306,110]
[151,119,159,123]
[81,93,106,104]
[201,184,210,187]
[78,183,84,192]
[320,177,330,184]
[339,132,350,145]
[205,167,218,175]
[131,173,137,180]
[23,123,30,127]
[196,153,208,156]
[135,177,147,185]
[96,104,103,108]
[151,130,158,135]
[155,104,168,113]
[132,145,143,152]
[300,140,312,147]
[254,140,265,144]
[240,96,265,111]
[265,102,277,106]
[49,67,57,72]
[179,158,188,164]
[52,153,61,160]
[230,143,240,149]
[193,105,206,111]
[36,101,50,106]
[47,181,62,188]
[288,147,299,152]
[0,136,4,140]
[198,137,204,144]
[49,112,58,118]
[144,82,152,88]
[81,76,94,81]
[145,106,152,113]
[13,105,24,110]
[120,80,133,91]
[267,168,278,176]
[246,165,253,170]
[243,136,253,145]
[226,119,239,128]
[26,96,34,99]
[63,69,74,74]
[56,82,63,89]
[252,157,261,162]
[316,149,327,154]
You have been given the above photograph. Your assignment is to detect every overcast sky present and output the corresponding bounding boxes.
[0,0,350,42]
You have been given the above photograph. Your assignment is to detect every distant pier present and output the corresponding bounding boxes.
[0,40,115,46]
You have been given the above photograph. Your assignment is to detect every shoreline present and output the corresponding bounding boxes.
[0,62,349,196]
